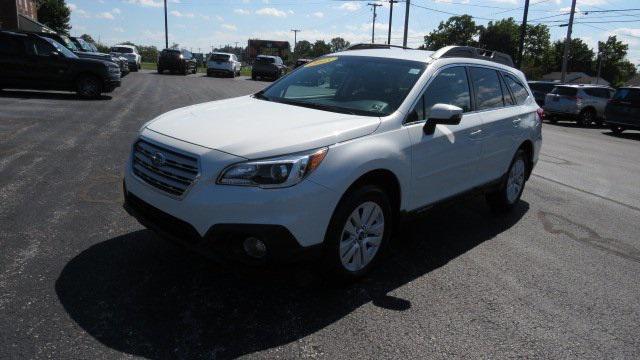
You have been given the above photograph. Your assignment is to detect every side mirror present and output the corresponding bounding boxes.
[50,51,62,58]
[423,103,463,135]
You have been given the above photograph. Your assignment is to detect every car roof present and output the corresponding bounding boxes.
[556,84,611,88]
[113,44,135,48]
[332,47,433,63]
[257,55,278,58]
[211,52,233,56]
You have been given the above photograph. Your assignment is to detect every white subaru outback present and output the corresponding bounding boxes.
[123,45,542,279]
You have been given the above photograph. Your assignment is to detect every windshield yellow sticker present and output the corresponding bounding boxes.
[305,57,338,67]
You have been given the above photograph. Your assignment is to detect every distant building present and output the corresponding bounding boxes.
[247,39,291,62]
[542,72,610,87]
[0,0,54,33]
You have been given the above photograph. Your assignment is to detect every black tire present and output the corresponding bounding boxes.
[547,116,557,124]
[323,185,393,281]
[251,73,257,80]
[578,108,595,127]
[192,65,197,74]
[486,149,528,213]
[157,68,163,74]
[131,64,139,72]
[610,125,625,134]
[76,75,102,99]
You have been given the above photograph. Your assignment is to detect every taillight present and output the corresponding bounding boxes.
[536,108,545,120]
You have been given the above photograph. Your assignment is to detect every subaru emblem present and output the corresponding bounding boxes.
[151,151,166,167]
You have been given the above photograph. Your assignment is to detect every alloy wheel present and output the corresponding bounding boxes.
[339,201,384,272]
[506,158,526,204]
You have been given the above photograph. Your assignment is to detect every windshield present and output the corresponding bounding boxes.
[111,46,133,53]
[211,54,230,61]
[42,37,78,58]
[58,35,78,51]
[76,38,93,52]
[258,55,426,117]
[256,57,275,64]
[161,49,180,56]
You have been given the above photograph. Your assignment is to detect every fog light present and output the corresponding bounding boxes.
[243,237,267,259]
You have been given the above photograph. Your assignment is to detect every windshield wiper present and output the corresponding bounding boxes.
[253,91,270,101]
[273,98,365,116]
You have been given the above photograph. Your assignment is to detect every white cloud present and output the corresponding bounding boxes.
[216,15,224,21]
[256,7,287,18]
[67,3,77,11]
[221,24,238,31]
[124,0,163,8]
[312,12,324,18]
[96,12,115,20]
[234,8,251,15]
[113,27,125,33]
[170,10,195,18]
[112,8,121,15]
[338,2,361,12]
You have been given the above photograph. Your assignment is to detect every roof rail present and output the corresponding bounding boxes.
[346,43,413,51]
[431,46,515,68]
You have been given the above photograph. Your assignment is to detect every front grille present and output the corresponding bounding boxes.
[132,139,199,197]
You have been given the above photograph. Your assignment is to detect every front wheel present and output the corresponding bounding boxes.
[486,149,528,213]
[323,185,392,281]
[579,109,595,127]
[76,75,102,99]
[611,125,625,134]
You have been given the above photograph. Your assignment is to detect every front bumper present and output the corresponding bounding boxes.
[123,131,339,259]
[104,78,121,92]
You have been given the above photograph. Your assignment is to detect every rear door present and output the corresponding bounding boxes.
[0,34,29,87]
[546,86,578,113]
[29,37,72,88]
[607,88,640,126]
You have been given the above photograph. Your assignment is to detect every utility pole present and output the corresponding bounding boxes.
[387,0,398,45]
[517,0,530,68]
[403,0,410,47]
[560,0,577,83]
[291,29,300,57]
[368,3,382,43]
[596,52,604,85]
[163,0,168,49]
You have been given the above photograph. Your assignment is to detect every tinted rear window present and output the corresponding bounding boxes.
[211,54,230,61]
[256,57,275,64]
[552,87,577,96]
[613,88,640,103]
[111,46,133,53]
[469,67,504,110]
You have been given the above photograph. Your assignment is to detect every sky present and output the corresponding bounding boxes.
[66,0,640,63]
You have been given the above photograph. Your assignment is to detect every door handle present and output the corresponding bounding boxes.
[512,118,522,125]
[469,129,482,136]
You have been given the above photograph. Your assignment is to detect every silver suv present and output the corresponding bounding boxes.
[543,84,614,126]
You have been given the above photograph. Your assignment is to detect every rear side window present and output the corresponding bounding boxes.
[552,87,577,96]
[499,75,514,106]
[469,67,504,110]
[613,89,640,104]
[0,36,23,55]
[256,57,275,64]
[503,74,529,104]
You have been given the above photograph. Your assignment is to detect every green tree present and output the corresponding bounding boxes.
[597,35,637,86]
[311,40,331,57]
[521,24,552,79]
[79,34,94,43]
[137,45,159,63]
[550,38,594,74]
[423,15,480,50]
[294,40,312,58]
[330,37,350,53]
[478,18,520,61]
[36,0,71,34]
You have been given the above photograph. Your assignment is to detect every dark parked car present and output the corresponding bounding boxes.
[251,55,286,81]
[0,31,121,99]
[294,58,312,68]
[157,49,197,75]
[69,36,129,76]
[528,81,558,106]
[605,87,640,134]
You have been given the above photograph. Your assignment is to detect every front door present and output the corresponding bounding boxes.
[405,66,484,209]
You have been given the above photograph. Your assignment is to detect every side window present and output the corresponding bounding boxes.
[469,67,504,110]
[503,73,529,104]
[423,66,471,117]
[499,75,514,106]
[407,95,425,123]
[0,36,24,56]
[34,39,54,56]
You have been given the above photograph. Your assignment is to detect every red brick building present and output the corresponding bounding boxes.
[0,0,53,33]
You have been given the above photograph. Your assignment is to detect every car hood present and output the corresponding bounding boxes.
[145,96,381,159]
[76,51,111,60]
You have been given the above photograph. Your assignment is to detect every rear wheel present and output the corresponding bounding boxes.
[611,125,625,134]
[579,108,595,127]
[323,185,392,281]
[76,75,102,99]
[157,67,163,74]
[486,149,528,213]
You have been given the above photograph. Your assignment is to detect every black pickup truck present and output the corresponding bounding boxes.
[0,31,121,99]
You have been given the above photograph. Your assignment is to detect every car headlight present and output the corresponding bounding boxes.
[217,148,328,188]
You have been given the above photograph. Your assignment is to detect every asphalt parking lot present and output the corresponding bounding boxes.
[1,71,639,359]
